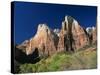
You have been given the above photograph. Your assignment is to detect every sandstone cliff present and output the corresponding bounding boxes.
[57,16,89,52]
[17,16,97,57]
[25,24,59,57]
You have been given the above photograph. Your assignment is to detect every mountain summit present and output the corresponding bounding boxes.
[25,23,59,56]
[58,16,89,52]
[17,16,97,58]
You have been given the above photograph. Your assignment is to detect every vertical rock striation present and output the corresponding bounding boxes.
[17,16,97,58]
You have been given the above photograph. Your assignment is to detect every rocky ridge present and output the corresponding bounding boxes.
[16,16,97,58]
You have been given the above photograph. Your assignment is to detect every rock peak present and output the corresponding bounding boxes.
[37,23,49,31]
[17,16,97,57]
[65,15,74,22]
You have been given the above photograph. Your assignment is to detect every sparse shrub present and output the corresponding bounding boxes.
[18,47,97,73]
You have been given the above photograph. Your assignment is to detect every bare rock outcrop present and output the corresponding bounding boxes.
[17,15,97,58]
[25,24,59,57]
[86,26,97,44]
[57,16,89,52]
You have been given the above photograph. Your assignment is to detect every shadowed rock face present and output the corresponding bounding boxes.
[16,16,97,58]
[15,46,40,64]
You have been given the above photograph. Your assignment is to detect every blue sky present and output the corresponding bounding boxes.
[12,1,97,44]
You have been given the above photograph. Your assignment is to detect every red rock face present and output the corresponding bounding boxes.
[17,16,97,57]
[86,27,97,44]
[71,20,89,50]
[92,27,97,44]
[57,16,89,51]
[25,24,58,56]
[57,29,66,52]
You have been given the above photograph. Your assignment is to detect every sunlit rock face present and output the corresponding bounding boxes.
[17,16,97,57]
[25,24,59,56]
[92,27,97,44]
[53,29,60,37]
[86,26,97,44]
[57,16,89,52]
